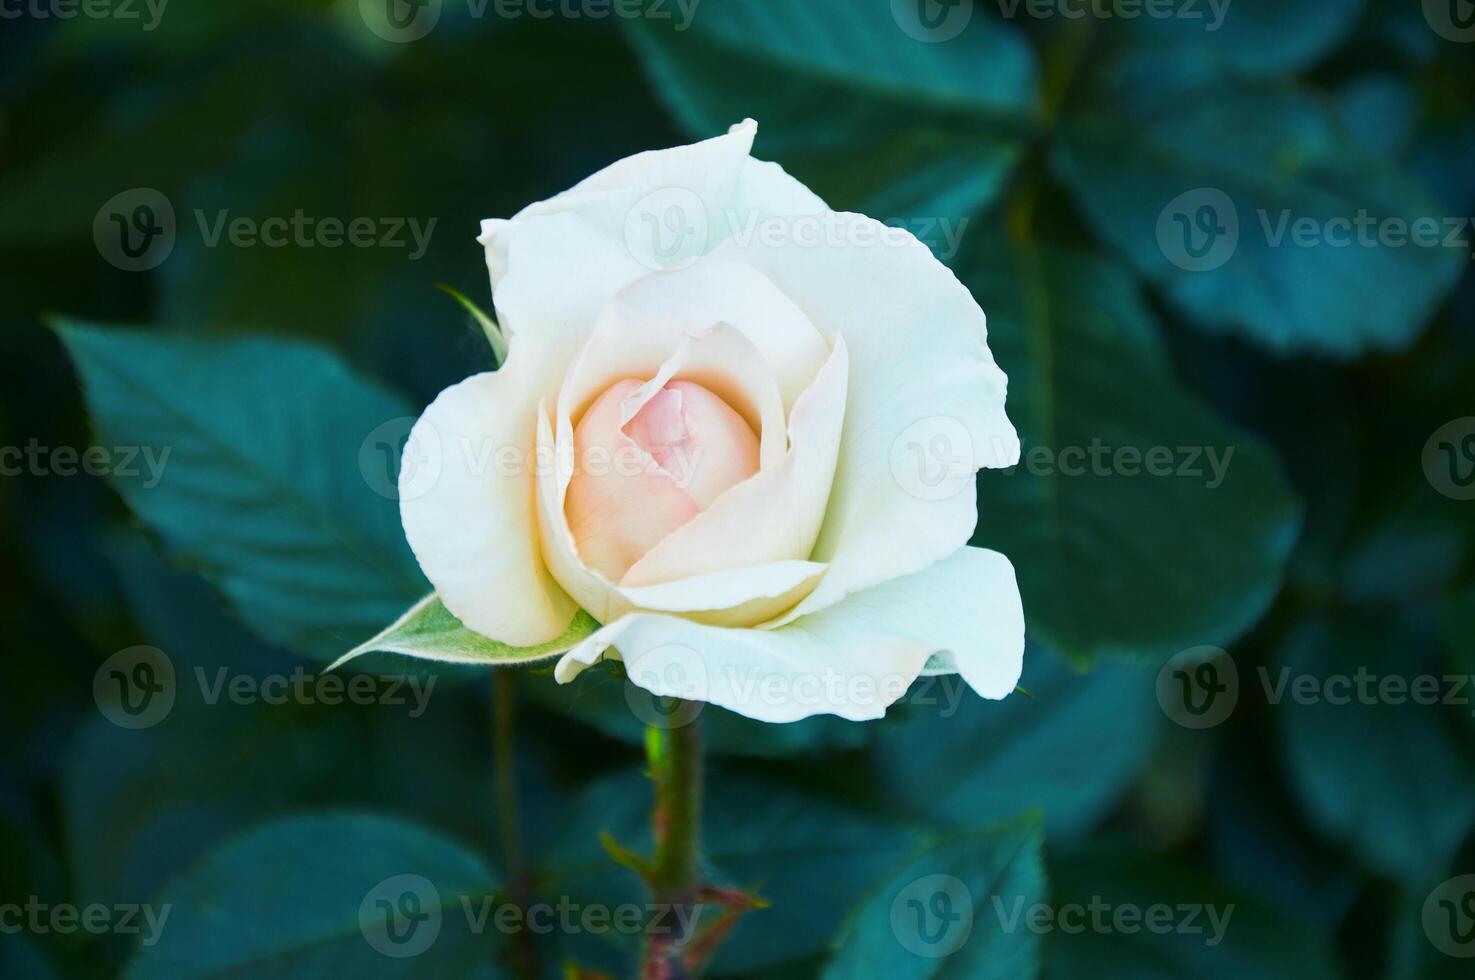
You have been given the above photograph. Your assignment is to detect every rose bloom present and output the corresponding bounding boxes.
[400,120,1024,722]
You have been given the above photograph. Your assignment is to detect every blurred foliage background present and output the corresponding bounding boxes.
[1,0,1472,977]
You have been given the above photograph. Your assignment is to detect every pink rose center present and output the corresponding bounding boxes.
[565,378,760,582]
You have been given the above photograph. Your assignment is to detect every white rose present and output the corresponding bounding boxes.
[401,119,1025,722]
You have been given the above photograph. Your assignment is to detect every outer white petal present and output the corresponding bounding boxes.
[709,213,1019,624]
[555,547,1025,723]
[399,361,577,646]
[479,120,830,348]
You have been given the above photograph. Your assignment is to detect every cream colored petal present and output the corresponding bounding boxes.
[709,213,1019,624]
[535,397,823,629]
[398,363,576,647]
[555,547,1025,723]
[620,337,849,588]
[561,258,829,413]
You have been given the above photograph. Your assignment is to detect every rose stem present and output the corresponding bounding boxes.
[644,705,704,978]
[492,668,537,978]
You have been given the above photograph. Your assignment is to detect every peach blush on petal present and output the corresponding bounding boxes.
[564,378,759,582]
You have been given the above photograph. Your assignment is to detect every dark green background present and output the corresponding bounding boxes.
[1,1,1472,977]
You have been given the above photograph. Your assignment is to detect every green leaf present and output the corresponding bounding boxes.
[1042,843,1340,980]
[623,0,1037,225]
[54,321,427,661]
[332,594,599,671]
[1276,613,1475,883]
[1052,83,1465,357]
[965,240,1301,663]
[822,821,1046,980]
[874,650,1158,838]
[126,814,503,979]
[1123,0,1365,76]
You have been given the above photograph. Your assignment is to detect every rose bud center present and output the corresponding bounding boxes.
[565,378,760,582]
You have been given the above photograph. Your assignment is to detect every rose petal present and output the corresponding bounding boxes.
[620,336,849,588]
[709,213,1019,624]
[555,547,1025,723]
[399,366,577,646]
[561,258,829,413]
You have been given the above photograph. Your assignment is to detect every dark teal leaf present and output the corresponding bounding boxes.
[1276,614,1475,882]
[623,0,1037,224]
[125,814,502,979]
[1042,844,1340,980]
[965,240,1302,663]
[55,321,427,661]
[1123,0,1365,76]
[0,935,58,980]
[822,821,1045,979]
[1052,83,1465,357]
[875,650,1157,838]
